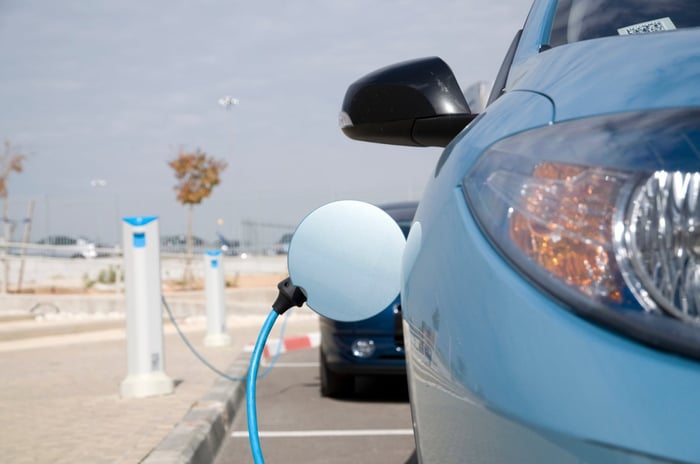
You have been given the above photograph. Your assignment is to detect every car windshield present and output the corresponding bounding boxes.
[549,0,700,47]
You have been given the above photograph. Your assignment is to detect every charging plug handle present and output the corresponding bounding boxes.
[272,277,306,315]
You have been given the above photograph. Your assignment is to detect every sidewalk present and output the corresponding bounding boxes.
[0,295,320,463]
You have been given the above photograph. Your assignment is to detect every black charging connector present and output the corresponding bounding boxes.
[272,277,306,315]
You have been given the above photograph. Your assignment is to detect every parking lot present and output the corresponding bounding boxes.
[214,347,416,464]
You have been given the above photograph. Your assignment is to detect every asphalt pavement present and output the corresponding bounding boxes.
[213,348,416,464]
[0,293,320,463]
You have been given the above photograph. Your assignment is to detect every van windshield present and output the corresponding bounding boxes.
[549,0,700,47]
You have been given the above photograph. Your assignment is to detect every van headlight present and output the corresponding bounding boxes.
[463,108,700,358]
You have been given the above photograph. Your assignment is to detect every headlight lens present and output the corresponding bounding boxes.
[464,109,700,356]
[621,171,700,323]
[496,162,631,304]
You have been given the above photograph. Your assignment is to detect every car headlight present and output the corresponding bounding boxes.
[463,108,700,358]
[621,171,700,323]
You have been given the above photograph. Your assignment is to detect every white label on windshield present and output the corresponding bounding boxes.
[618,17,676,35]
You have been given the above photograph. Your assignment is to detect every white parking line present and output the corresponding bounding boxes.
[263,362,320,368]
[233,361,319,368]
[232,429,414,438]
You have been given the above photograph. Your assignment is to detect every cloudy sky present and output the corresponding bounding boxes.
[0,0,530,247]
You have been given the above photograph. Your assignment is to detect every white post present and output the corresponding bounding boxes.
[203,250,231,346]
[120,216,174,398]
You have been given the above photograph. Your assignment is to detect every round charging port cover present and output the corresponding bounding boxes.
[287,200,407,322]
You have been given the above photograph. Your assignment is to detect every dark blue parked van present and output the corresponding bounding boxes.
[319,201,417,397]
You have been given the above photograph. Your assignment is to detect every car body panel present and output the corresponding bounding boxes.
[433,90,554,191]
[509,29,700,121]
[403,188,700,463]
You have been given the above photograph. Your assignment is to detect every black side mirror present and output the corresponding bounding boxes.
[340,57,475,148]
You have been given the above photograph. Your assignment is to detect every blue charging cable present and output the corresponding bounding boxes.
[246,278,307,464]
[161,295,290,382]
[246,310,278,463]
[161,276,306,464]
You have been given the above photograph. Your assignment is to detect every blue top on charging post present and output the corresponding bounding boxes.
[122,216,158,226]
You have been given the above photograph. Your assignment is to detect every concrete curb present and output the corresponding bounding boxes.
[0,318,125,342]
[143,358,248,464]
[0,287,278,318]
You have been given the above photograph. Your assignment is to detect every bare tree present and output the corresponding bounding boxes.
[168,147,227,286]
[0,140,26,293]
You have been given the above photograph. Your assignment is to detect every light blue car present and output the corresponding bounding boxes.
[340,0,700,462]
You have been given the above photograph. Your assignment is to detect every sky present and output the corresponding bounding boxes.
[0,0,531,248]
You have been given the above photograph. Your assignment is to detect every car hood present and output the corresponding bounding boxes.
[509,28,700,122]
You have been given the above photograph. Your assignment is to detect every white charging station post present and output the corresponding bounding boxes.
[203,250,231,346]
[120,216,174,399]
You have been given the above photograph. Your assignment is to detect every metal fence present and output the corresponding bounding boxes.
[2,195,296,258]
[0,195,295,295]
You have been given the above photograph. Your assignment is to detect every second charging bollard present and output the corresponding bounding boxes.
[203,250,232,346]
[120,216,174,398]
